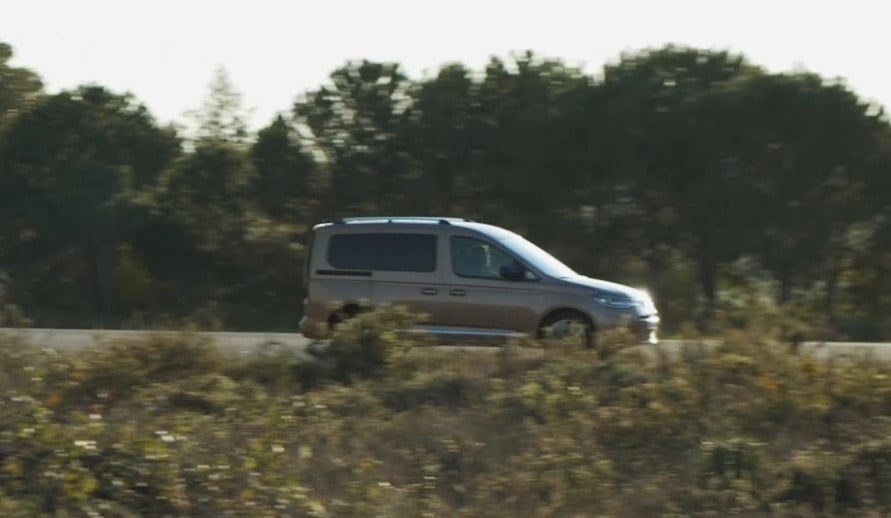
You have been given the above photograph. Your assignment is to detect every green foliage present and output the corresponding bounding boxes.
[294,60,416,215]
[187,66,251,145]
[0,84,180,326]
[305,305,425,385]
[0,41,42,129]
[0,304,32,328]
[251,115,320,220]
[6,310,891,515]
[2,40,891,337]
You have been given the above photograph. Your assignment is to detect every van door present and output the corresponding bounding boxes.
[370,232,446,324]
[439,234,542,333]
[326,230,448,325]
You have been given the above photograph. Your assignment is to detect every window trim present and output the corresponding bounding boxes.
[449,235,540,282]
[303,230,315,282]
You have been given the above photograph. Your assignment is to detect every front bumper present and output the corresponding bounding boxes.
[629,314,660,344]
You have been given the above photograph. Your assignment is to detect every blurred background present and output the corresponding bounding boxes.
[1,1,890,338]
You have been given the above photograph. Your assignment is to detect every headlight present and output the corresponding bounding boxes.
[592,290,637,309]
[636,289,656,312]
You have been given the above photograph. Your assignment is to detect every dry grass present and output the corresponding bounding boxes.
[2,307,891,516]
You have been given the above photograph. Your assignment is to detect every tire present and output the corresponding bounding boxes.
[539,310,595,349]
[327,304,362,334]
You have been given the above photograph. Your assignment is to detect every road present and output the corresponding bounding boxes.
[3,327,891,362]
[0,328,312,357]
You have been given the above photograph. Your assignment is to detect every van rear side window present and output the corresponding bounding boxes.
[327,233,437,272]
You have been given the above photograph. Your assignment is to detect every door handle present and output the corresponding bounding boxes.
[421,287,438,295]
[449,289,466,296]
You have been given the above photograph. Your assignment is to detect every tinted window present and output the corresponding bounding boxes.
[451,236,521,279]
[498,234,577,278]
[327,233,437,272]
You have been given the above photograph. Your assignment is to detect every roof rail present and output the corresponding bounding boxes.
[332,216,475,225]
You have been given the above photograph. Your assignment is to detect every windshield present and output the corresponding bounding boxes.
[498,234,578,278]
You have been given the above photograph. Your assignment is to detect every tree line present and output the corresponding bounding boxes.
[1,41,890,337]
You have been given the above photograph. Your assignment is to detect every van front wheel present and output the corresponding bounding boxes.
[539,310,595,349]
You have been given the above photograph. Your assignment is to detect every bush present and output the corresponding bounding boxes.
[305,304,425,385]
[4,308,891,515]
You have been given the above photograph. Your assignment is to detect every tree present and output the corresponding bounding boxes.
[0,42,43,129]
[842,125,891,337]
[402,63,481,215]
[472,52,593,244]
[293,60,414,216]
[187,66,251,145]
[155,140,305,329]
[159,142,256,252]
[0,42,44,296]
[0,86,180,324]
[250,115,319,221]
[720,73,887,312]
[595,46,762,317]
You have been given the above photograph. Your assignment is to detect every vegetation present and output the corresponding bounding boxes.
[4,32,891,516]
[1,42,890,337]
[1,306,891,516]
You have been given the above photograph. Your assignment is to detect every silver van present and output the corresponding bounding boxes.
[300,217,659,345]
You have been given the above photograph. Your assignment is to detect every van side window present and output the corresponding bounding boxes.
[327,233,437,272]
[451,236,520,279]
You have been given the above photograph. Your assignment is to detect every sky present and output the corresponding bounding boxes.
[2,0,890,131]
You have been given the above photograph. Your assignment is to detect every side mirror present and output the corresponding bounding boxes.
[499,264,525,281]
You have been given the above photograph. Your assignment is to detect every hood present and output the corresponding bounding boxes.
[563,275,658,313]
[562,275,643,298]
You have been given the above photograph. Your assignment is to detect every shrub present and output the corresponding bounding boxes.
[4,308,891,515]
[307,304,424,384]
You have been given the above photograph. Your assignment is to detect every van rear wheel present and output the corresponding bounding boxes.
[327,304,362,335]
[540,310,595,349]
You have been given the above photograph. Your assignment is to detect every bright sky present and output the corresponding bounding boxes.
[3,0,889,131]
